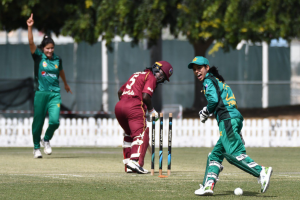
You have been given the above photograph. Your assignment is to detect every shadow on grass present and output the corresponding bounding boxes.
[214,190,233,196]
[215,191,277,198]
[45,157,81,159]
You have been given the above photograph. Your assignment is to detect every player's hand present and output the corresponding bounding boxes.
[148,108,159,122]
[27,13,34,27]
[65,84,73,94]
[199,106,209,123]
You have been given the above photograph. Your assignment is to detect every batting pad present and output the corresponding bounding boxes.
[202,153,223,185]
[223,153,260,177]
[138,128,149,167]
[202,153,211,185]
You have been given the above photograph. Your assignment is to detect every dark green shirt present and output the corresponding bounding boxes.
[32,49,63,92]
[203,73,243,124]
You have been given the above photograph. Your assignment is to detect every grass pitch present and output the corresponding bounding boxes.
[0,147,299,200]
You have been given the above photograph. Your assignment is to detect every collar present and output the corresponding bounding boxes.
[205,72,211,78]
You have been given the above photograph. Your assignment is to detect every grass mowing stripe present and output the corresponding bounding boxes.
[0,147,299,199]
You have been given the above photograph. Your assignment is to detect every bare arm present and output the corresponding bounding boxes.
[59,70,72,94]
[142,93,153,111]
[118,90,123,100]
[27,13,36,54]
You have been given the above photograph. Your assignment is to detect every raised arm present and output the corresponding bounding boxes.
[27,13,36,54]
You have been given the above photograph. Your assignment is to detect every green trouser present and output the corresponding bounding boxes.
[32,91,61,149]
[202,118,262,185]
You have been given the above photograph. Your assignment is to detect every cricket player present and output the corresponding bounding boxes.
[187,56,272,195]
[115,61,173,174]
[27,14,72,158]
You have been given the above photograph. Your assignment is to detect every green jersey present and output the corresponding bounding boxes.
[32,48,63,92]
[203,73,243,124]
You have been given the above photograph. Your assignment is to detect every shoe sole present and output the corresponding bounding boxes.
[195,191,213,196]
[126,164,148,174]
[44,149,52,155]
[41,140,52,155]
[126,168,133,173]
[126,165,144,174]
[34,155,42,159]
[262,167,273,193]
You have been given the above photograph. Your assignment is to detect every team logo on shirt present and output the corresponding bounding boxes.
[205,84,208,88]
[57,104,60,108]
[43,61,47,67]
[41,71,46,76]
[147,87,153,93]
[122,90,135,95]
[48,73,57,78]
[55,64,58,69]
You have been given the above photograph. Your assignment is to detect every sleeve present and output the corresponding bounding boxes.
[59,58,63,71]
[142,74,156,97]
[203,79,219,113]
[31,48,42,61]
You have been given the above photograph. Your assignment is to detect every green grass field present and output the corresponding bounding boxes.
[0,147,299,200]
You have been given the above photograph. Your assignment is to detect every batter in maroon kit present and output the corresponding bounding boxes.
[115,61,173,174]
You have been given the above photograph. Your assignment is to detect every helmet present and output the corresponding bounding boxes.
[151,61,173,82]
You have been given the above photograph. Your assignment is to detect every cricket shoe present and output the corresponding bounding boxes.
[33,149,43,159]
[126,160,149,174]
[194,180,214,196]
[123,159,134,173]
[124,164,133,173]
[126,168,133,173]
[258,166,273,193]
[41,139,52,155]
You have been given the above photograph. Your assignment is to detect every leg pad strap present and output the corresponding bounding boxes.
[223,153,260,177]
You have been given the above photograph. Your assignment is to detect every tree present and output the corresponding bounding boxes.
[70,0,299,110]
[0,0,75,35]
[62,0,179,111]
[1,0,300,110]
[174,0,300,110]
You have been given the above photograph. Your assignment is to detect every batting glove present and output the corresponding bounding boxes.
[199,106,209,123]
[148,108,159,122]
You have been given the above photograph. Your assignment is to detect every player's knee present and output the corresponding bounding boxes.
[123,140,132,148]
[208,152,223,163]
[131,137,143,147]
[208,152,224,172]
[209,161,224,172]
[49,121,59,129]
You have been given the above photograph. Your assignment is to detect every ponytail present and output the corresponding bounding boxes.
[208,66,225,82]
[37,35,55,50]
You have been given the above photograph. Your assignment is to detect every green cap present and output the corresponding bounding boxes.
[187,56,210,69]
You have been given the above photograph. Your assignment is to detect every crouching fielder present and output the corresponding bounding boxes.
[115,61,173,174]
[187,57,272,196]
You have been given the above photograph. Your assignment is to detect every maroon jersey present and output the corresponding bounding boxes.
[119,69,156,104]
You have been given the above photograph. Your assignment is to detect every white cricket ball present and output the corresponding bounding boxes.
[234,188,243,195]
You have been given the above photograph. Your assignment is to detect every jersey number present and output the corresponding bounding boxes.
[223,82,237,108]
[126,72,145,89]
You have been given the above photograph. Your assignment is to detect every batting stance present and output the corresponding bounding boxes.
[188,57,272,196]
[115,61,173,174]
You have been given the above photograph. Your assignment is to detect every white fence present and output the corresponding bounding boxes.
[0,118,300,147]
